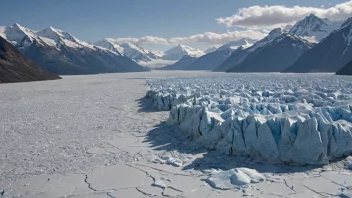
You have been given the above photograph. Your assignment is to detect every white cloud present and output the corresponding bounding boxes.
[107,37,139,44]
[168,30,265,44]
[107,30,266,46]
[217,1,352,29]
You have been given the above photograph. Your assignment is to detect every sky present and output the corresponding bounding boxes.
[0,0,351,51]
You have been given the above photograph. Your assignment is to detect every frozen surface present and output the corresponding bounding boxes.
[1,71,352,198]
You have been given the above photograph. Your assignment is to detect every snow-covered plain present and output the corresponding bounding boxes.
[1,71,352,198]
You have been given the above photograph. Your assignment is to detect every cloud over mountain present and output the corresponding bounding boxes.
[217,1,352,29]
[106,30,266,46]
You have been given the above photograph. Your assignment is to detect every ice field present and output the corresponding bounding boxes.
[147,74,352,165]
[1,71,352,198]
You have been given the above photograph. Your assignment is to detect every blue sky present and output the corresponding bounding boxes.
[0,0,349,50]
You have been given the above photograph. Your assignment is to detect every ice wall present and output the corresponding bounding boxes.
[146,74,352,165]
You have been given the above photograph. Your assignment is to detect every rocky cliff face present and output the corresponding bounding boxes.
[0,36,60,83]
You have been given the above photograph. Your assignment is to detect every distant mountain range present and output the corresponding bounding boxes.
[161,38,256,70]
[227,33,314,72]
[0,36,60,83]
[95,38,159,62]
[95,39,205,68]
[186,38,256,71]
[215,28,287,72]
[216,14,350,73]
[160,14,350,73]
[0,24,148,75]
[1,13,351,77]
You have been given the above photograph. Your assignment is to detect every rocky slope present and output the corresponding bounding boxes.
[336,59,352,75]
[215,28,286,72]
[0,36,60,83]
[160,55,197,70]
[227,33,313,72]
[283,19,352,73]
[187,39,255,71]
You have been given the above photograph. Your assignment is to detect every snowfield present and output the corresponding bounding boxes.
[2,71,352,198]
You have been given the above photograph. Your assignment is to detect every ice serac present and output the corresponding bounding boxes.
[145,90,190,111]
[0,36,61,83]
[283,18,352,73]
[227,33,313,72]
[0,24,148,75]
[206,168,265,189]
[146,75,352,165]
[167,103,352,165]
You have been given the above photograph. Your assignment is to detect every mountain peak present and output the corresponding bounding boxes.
[13,23,22,28]
[37,26,78,44]
[269,28,286,35]
[177,44,188,49]
[267,28,287,41]
[307,13,318,19]
[1,23,38,43]
[47,26,57,32]
[163,44,204,60]
[12,23,27,32]
[289,14,342,42]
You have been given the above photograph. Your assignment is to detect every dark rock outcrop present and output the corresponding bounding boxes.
[0,36,61,83]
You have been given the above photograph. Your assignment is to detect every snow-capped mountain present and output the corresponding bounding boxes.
[289,14,343,42]
[0,23,38,44]
[95,39,159,62]
[94,38,124,55]
[215,28,287,72]
[247,28,287,52]
[283,18,352,73]
[227,33,314,72]
[162,45,204,60]
[0,23,147,74]
[0,35,60,83]
[186,39,257,71]
[37,26,79,44]
[120,42,159,61]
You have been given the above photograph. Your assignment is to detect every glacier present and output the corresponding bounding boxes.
[146,74,352,165]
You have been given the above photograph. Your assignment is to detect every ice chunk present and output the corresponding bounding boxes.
[205,168,265,189]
